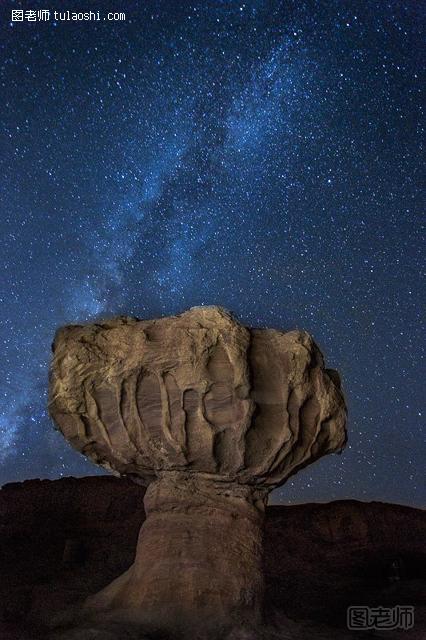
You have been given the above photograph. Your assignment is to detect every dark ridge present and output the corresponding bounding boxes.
[0,476,424,639]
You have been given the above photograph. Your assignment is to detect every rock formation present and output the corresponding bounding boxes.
[48,306,347,636]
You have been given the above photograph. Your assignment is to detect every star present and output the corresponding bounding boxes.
[0,0,423,507]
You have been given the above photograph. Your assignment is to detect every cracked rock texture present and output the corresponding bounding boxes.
[48,306,347,636]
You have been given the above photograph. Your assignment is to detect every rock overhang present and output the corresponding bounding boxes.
[48,305,347,489]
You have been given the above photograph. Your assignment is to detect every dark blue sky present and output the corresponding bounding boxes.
[0,1,424,506]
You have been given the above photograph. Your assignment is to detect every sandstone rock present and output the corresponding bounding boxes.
[48,306,346,636]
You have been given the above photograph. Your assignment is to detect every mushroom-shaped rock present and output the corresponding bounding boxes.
[48,306,347,636]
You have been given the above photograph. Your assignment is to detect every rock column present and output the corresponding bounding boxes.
[86,473,267,633]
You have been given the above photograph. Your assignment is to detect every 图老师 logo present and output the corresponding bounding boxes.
[347,605,414,631]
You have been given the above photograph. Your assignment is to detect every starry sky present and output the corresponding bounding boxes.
[1,1,424,506]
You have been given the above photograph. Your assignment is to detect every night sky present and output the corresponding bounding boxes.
[1,1,424,507]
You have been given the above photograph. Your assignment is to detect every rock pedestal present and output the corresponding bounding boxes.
[48,306,347,636]
[85,473,266,633]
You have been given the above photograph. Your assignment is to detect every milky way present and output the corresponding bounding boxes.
[0,1,424,506]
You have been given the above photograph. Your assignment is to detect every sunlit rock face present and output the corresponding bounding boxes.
[49,306,347,637]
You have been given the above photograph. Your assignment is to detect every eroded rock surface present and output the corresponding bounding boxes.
[49,306,346,485]
[48,306,347,636]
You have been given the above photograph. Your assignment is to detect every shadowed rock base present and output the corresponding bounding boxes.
[1,478,424,640]
[81,473,267,637]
